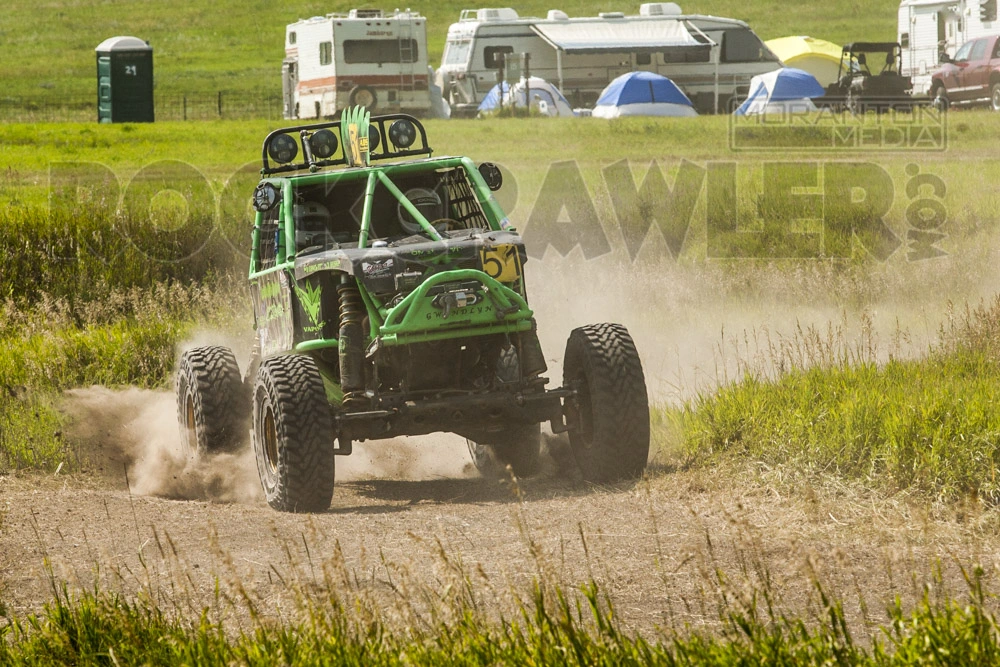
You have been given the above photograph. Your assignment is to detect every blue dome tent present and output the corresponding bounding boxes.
[477,77,574,117]
[735,67,825,116]
[592,71,697,118]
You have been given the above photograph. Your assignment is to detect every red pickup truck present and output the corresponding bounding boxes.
[930,34,1000,110]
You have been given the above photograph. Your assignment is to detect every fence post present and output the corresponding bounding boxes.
[183,95,187,121]
[218,91,223,118]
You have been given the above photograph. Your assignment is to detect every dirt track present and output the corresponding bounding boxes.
[5,256,1000,635]
[3,404,1000,638]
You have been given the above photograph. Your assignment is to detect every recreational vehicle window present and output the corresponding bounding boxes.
[484,46,514,68]
[719,28,774,63]
[319,42,332,66]
[662,46,710,63]
[636,53,652,65]
[444,40,472,65]
[289,32,297,45]
[343,39,419,64]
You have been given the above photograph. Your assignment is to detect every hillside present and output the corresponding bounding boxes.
[4,0,897,105]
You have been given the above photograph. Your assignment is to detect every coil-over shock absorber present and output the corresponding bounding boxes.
[337,276,365,402]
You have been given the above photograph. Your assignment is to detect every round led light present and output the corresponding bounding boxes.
[478,162,503,191]
[368,126,381,153]
[309,129,338,159]
[267,134,298,164]
[252,182,279,212]
[388,119,417,149]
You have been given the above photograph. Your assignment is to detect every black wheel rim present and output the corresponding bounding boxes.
[183,393,197,455]
[262,406,279,476]
[571,371,595,450]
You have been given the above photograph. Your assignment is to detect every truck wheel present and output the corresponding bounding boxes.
[932,85,949,111]
[176,346,247,456]
[348,85,378,111]
[252,355,335,512]
[563,323,649,482]
[466,347,541,477]
[991,83,1000,112]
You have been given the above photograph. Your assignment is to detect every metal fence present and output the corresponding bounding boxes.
[0,91,285,123]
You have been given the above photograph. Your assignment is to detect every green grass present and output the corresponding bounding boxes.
[668,298,1000,502]
[2,0,898,105]
[0,279,247,471]
[4,565,1000,665]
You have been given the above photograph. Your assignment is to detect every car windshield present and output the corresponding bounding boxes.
[953,41,974,62]
[851,47,898,75]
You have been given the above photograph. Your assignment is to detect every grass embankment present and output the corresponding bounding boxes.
[3,567,1000,664]
[3,0,895,105]
[668,298,1000,501]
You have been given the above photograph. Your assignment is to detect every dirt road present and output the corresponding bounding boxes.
[3,392,998,638]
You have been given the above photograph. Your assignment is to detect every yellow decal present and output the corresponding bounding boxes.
[348,123,361,166]
[480,244,520,282]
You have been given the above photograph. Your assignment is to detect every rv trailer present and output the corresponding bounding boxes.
[898,0,1000,95]
[436,3,781,115]
[283,8,431,119]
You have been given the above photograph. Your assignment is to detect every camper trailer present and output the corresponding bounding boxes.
[436,3,780,115]
[283,9,431,119]
[898,0,999,95]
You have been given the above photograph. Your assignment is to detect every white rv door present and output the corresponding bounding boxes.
[282,59,298,119]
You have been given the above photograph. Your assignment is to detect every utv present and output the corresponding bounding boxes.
[176,108,649,512]
[821,42,918,113]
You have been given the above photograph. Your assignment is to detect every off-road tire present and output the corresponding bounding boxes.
[563,323,649,482]
[176,346,247,456]
[932,85,949,111]
[466,347,541,478]
[348,85,378,111]
[252,354,335,512]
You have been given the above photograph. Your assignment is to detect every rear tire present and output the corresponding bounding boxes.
[991,83,1000,112]
[932,85,949,111]
[252,355,335,512]
[176,346,247,456]
[563,323,649,482]
[348,85,378,111]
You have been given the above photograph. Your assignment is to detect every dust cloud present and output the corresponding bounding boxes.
[62,386,262,504]
[61,242,993,497]
[524,245,995,404]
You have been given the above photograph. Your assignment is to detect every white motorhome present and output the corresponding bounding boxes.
[283,8,431,119]
[436,3,780,115]
[898,0,1000,95]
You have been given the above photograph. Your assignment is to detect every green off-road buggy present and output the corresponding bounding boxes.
[176,108,649,512]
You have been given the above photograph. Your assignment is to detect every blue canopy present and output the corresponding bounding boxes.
[735,67,825,115]
[596,71,693,107]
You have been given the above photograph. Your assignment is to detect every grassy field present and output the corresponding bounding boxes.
[3,108,1000,660]
[2,111,999,483]
[2,0,898,105]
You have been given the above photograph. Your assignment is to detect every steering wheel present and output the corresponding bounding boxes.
[430,218,465,234]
